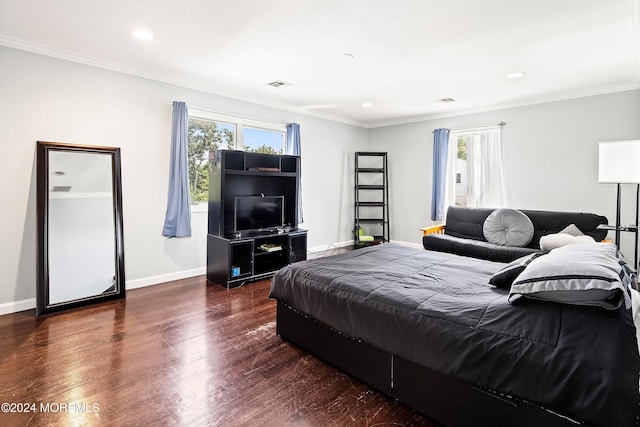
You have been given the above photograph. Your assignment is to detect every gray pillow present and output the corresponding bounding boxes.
[489,252,545,289]
[483,208,534,247]
[508,242,630,310]
[559,223,584,236]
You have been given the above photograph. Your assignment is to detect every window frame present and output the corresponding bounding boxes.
[188,108,286,152]
[187,108,286,211]
[241,125,285,154]
[446,125,505,210]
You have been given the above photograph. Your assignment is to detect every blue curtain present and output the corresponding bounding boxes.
[431,128,450,221]
[162,101,192,237]
[286,123,303,224]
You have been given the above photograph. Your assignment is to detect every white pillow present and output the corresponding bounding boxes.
[539,233,595,251]
[559,224,584,237]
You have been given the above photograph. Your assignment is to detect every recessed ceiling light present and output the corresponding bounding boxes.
[131,29,154,41]
[507,72,525,79]
[362,102,373,108]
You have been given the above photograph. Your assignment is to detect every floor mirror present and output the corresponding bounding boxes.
[36,141,125,316]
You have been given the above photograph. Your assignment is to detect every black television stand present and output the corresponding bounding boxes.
[227,226,297,240]
[206,150,305,288]
[207,229,307,289]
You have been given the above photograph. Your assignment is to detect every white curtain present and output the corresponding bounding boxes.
[444,137,456,212]
[445,125,506,212]
[471,128,506,208]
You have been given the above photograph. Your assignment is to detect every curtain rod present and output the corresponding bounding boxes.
[432,121,505,134]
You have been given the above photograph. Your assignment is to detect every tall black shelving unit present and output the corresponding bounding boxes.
[354,152,389,245]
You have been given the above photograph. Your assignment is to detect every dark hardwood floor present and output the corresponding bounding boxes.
[0,252,436,426]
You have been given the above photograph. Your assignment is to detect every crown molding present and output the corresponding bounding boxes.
[367,0,640,128]
[2,33,637,131]
[0,35,369,129]
[366,81,640,129]
[0,35,173,82]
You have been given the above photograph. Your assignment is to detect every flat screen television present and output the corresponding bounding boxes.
[234,195,284,233]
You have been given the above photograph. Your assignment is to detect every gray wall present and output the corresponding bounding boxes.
[368,90,640,258]
[0,46,368,313]
[2,43,638,314]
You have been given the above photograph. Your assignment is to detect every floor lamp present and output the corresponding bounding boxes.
[598,140,640,268]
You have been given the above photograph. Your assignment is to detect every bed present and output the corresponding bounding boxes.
[269,243,640,427]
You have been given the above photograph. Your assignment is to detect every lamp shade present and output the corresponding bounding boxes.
[598,140,640,183]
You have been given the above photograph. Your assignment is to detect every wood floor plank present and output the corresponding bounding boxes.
[0,270,436,426]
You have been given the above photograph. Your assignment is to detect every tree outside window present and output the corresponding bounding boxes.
[243,126,284,155]
[187,117,286,204]
[188,118,234,202]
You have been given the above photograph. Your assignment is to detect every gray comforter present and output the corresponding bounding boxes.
[270,244,640,427]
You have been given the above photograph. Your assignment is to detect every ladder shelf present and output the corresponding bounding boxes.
[354,152,389,246]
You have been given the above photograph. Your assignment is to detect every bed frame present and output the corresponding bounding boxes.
[276,301,580,427]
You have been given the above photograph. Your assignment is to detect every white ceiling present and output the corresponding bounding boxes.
[1,0,638,128]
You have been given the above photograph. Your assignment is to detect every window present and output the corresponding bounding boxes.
[187,108,286,205]
[446,126,506,209]
[187,118,235,203]
[242,126,284,154]
[454,135,469,206]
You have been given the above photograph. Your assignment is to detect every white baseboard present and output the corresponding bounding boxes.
[1,242,423,317]
[0,268,207,317]
[0,298,36,316]
[308,240,354,253]
[126,267,206,290]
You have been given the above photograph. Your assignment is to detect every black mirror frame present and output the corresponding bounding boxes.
[36,141,126,316]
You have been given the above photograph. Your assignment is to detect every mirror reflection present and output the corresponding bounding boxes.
[48,151,117,303]
[37,141,125,316]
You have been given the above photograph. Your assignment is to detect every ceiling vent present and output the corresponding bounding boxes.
[267,80,292,88]
[436,98,456,103]
[52,186,72,192]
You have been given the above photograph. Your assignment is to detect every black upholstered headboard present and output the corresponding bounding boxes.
[444,207,493,241]
[519,209,608,248]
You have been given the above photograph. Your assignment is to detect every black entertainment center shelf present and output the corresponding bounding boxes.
[207,230,307,289]
[225,227,304,239]
[207,150,306,288]
[224,169,298,177]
